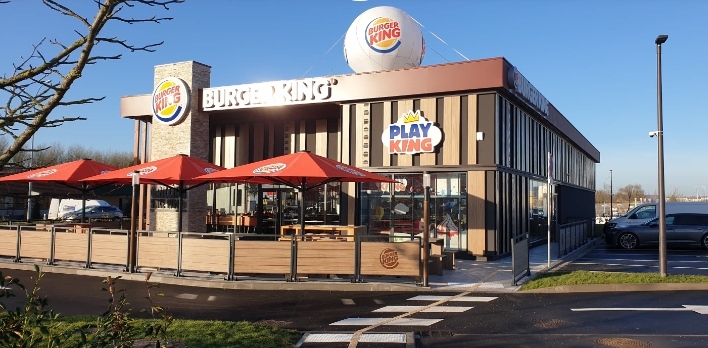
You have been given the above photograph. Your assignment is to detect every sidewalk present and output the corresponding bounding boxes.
[0,240,598,293]
[427,239,598,292]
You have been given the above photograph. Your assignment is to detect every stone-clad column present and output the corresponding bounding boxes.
[151,61,211,233]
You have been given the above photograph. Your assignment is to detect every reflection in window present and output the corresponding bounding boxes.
[529,179,548,241]
[361,172,468,251]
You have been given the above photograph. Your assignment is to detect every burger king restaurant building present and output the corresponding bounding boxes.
[122,57,599,260]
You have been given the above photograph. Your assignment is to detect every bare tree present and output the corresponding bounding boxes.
[0,0,183,170]
[616,184,645,205]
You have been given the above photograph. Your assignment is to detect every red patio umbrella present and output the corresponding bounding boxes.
[81,154,225,232]
[0,159,118,222]
[194,151,397,230]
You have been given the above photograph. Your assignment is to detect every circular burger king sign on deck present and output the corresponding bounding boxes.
[152,77,190,126]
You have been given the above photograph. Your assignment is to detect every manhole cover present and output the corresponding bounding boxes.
[531,318,572,329]
[596,337,652,348]
[254,319,292,327]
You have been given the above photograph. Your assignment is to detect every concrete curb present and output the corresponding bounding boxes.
[0,261,427,292]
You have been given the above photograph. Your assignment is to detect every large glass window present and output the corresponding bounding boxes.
[529,179,549,241]
[361,172,468,251]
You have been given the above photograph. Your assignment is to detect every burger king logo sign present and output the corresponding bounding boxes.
[152,77,190,126]
[366,17,401,53]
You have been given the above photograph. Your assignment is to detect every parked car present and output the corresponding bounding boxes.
[62,205,124,221]
[603,202,708,232]
[605,213,708,250]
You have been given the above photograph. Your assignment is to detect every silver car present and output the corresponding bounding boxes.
[605,213,708,250]
[63,205,124,222]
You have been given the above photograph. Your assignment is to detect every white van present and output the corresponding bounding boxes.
[48,198,111,220]
[604,202,708,231]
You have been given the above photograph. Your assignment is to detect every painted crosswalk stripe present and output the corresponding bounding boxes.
[176,293,198,300]
[330,318,442,326]
[303,333,407,343]
[374,305,472,313]
[408,295,497,302]
[341,299,355,305]
[373,299,385,305]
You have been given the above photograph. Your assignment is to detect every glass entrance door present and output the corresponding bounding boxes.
[257,186,297,237]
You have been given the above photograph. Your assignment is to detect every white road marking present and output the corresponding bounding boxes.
[374,305,472,313]
[176,293,198,300]
[373,299,385,305]
[409,295,497,302]
[341,299,355,305]
[572,305,708,315]
[304,333,406,343]
[330,318,442,326]
[207,296,216,301]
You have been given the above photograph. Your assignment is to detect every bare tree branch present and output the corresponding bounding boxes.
[0,0,185,170]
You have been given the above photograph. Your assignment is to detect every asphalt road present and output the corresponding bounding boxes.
[559,242,708,275]
[4,269,708,347]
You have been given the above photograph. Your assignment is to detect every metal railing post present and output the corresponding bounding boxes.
[48,226,56,265]
[86,228,93,269]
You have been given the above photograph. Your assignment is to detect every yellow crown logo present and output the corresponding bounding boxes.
[402,110,421,124]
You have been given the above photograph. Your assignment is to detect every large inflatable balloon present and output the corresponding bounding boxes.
[343,6,425,73]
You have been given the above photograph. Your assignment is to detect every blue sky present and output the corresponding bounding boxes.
[2,0,707,197]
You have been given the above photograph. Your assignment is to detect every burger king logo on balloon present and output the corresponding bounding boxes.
[152,77,190,126]
[344,6,425,73]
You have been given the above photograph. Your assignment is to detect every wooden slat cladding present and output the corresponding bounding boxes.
[54,233,88,263]
[138,235,179,269]
[234,241,291,274]
[181,238,230,273]
[443,97,461,165]
[341,105,351,164]
[19,231,50,260]
[419,98,437,166]
[468,170,486,255]
[315,119,328,157]
[359,241,419,277]
[224,125,236,168]
[369,103,384,167]
[396,100,414,166]
[0,230,16,257]
[297,242,356,275]
[91,234,128,265]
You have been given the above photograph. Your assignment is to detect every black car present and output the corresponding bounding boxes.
[605,213,708,250]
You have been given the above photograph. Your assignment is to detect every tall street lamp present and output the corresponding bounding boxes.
[655,34,668,277]
[609,170,613,217]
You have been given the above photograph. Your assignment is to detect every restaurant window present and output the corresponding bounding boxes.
[529,179,549,241]
[151,185,181,210]
[361,172,468,251]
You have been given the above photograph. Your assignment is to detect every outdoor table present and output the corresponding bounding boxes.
[279,224,366,241]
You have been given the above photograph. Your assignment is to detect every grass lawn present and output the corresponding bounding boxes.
[51,317,302,348]
[520,270,708,291]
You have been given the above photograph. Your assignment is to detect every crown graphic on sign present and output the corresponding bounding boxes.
[402,110,421,124]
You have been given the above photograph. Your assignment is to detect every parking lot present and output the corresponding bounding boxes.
[562,241,708,276]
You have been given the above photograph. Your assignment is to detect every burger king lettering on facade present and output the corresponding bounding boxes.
[382,110,443,155]
[152,77,190,126]
[202,78,335,111]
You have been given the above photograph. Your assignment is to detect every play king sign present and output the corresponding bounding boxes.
[382,110,442,155]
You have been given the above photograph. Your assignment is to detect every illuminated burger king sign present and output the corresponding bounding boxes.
[152,77,190,126]
[382,110,443,155]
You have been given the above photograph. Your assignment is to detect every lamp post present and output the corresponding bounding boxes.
[128,170,140,273]
[609,170,613,218]
[655,34,668,277]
